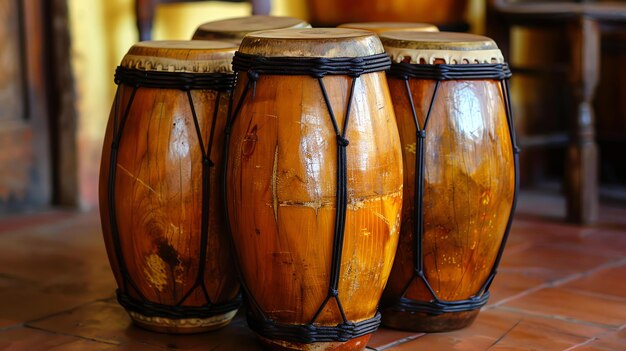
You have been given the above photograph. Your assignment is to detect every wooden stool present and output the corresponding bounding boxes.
[487,1,626,224]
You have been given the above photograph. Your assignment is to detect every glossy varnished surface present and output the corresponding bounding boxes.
[99,85,240,331]
[226,71,403,348]
[382,77,515,331]
[307,0,467,27]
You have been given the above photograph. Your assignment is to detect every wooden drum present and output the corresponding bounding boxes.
[378,32,518,332]
[225,28,403,351]
[99,41,240,334]
[307,0,467,28]
[192,15,310,42]
[338,22,439,35]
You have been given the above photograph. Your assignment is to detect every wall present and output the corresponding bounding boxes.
[67,0,305,209]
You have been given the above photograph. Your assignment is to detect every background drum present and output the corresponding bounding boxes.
[225,28,403,351]
[99,40,240,334]
[192,15,310,42]
[379,31,519,332]
[307,0,467,29]
[338,22,439,35]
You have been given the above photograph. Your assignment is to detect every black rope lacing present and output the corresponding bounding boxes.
[115,66,234,91]
[232,52,390,77]
[381,62,519,316]
[107,67,240,320]
[223,53,390,344]
[389,63,512,81]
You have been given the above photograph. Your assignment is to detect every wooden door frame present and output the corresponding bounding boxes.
[45,0,79,207]
[14,0,79,210]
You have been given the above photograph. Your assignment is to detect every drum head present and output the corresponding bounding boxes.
[193,15,311,40]
[338,22,439,35]
[380,31,504,64]
[238,28,384,57]
[121,40,237,73]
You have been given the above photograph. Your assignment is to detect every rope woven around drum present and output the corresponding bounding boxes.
[107,68,241,320]
[222,52,391,344]
[381,63,519,315]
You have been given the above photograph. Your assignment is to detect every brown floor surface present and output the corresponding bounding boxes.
[0,191,624,350]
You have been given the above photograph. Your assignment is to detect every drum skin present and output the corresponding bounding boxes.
[382,75,515,331]
[99,44,239,334]
[226,71,403,350]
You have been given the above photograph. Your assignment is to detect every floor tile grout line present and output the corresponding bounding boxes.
[484,320,522,351]
[487,257,626,308]
[560,287,626,302]
[562,337,598,351]
[376,333,426,350]
[24,324,121,346]
[495,305,621,331]
[0,323,25,332]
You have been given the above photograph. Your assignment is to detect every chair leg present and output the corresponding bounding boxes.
[251,0,270,15]
[136,0,158,41]
[567,17,600,224]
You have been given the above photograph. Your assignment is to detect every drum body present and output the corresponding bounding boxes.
[308,0,466,27]
[379,32,517,332]
[225,29,403,351]
[338,22,439,35]
[192,15,310,42]
[99,41,240,334]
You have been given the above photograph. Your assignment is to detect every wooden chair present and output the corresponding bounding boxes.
[135,0,271,41]
[487,0,626,224]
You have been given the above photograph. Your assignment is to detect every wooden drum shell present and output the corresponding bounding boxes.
[99,82,239,333]
[382,76,515,331]
[307,0,467,27]
[226,70,403,350]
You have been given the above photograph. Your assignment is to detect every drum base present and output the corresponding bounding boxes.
[381,309,479,332]
[258,334,371,351]
[128,309,238,334]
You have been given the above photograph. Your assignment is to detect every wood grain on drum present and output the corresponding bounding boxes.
[382,76,515,331]
[226,71,402,350]
[99,41,240,333]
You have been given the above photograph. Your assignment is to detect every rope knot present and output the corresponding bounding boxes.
[417,130,427,139]
[247,70,260,82]
[203,158,214,167]
[336,135,350,147]
[329,288,339,297]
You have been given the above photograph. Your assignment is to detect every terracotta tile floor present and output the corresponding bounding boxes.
[0,191,624,350]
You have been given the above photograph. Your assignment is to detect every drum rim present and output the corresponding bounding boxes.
[238,28,385,58]
[380,31,498,50]
[381,31,504,65]
[120,40,237,73]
